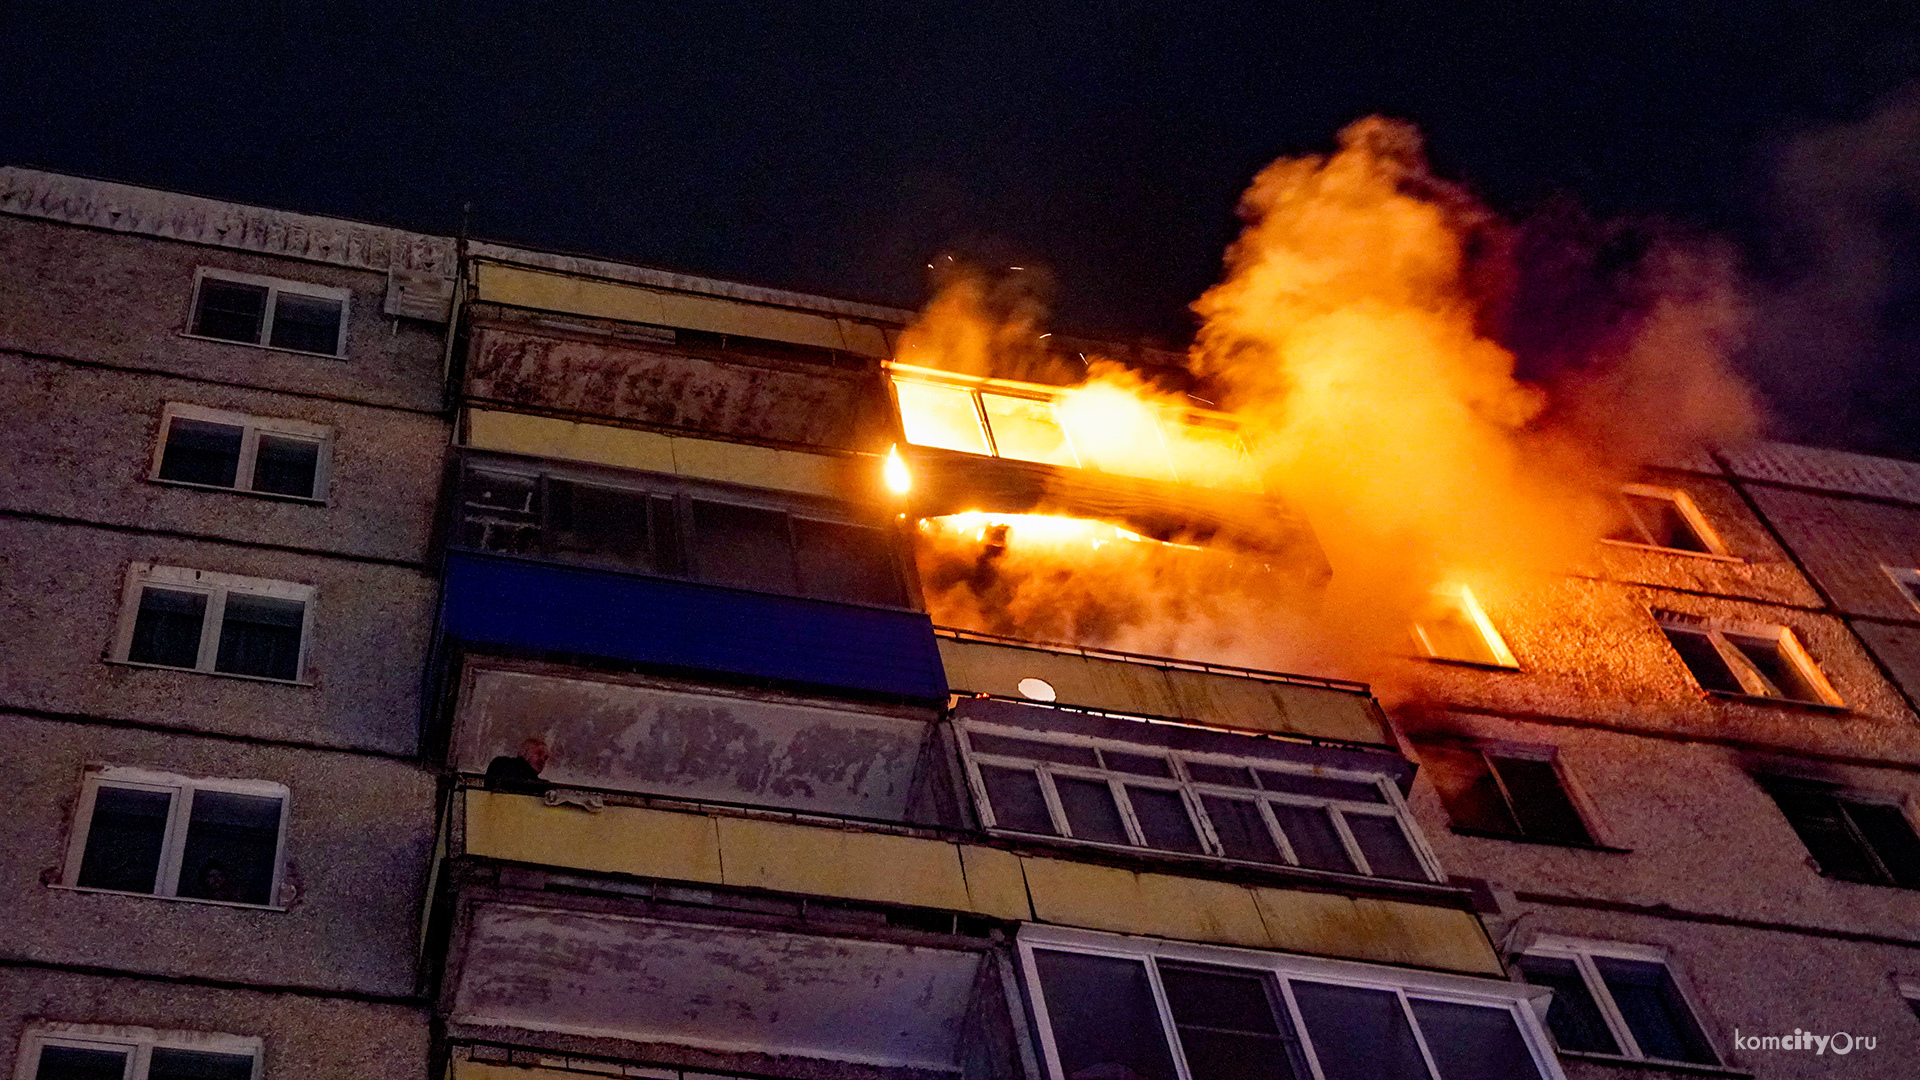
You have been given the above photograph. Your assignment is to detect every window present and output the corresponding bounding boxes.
[1022,927,1557,1080]
[1900,981,1920,1024]
[1655,614,1840,705]
[23,1024,261,1080]
[1416,741,1595,845]
[1412,586,1517,668]
[113,565,313,683]
[60,767,288,908]
[1758,774,1920,888]
[1514,938,1718,1065]
[1882,566,1920,615]
[1605,485,1721,554]
[189,268,348,357]
[961,724,1437,881]
[150,404,329,501]
[455,459,907,608]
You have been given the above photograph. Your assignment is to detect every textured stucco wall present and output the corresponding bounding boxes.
[0,715,436,994]
[0,968,427,1080]
[0,215,446,412]
[0,517,435,754]
[0,353,447,564]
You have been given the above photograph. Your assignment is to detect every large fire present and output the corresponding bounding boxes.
[900,117,1760,691]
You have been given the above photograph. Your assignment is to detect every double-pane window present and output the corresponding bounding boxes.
[1758,775,1920,888]
[190,269,347,357]
[152,404,328,500]
[1656,616,1838,705]
[63,768,288,908]
[1515,941,1718,1065]
[118,565,312,683]
[1026,932,1554,1080]
[963,726,1434,881]
[1606,487,1719,554]
[1417,741,1594,845]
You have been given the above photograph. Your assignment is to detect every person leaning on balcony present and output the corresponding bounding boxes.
[484,736,552,794]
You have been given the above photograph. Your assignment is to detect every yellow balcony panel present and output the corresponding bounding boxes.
[1251,887,1501,976]
[1020,857,1270,949]
[450,1063,583,1080]
[475,263,888,357]
[669,434,844,498]
[716,816,973,911]
[958,842,1032,921]
[464,789,723,884]
[937,637,1182,717]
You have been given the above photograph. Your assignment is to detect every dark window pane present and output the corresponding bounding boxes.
[1202,796,1283,863]
[75,785,173,893]
[1269,803,1356,873]
[1491,756,1591,844]
[1411,999,1544,1080]
[1056,776,1129,844]
[193,279,268,342]
[1843,801,1920,888]
[1290,981,1429,1080]
[1257,770,1386,803]
[549,480,655,570]
[250,434,320,497]
[1761,779,1884,884]
[35,1045,129,1080]
[1346,813,1428,880]
[650,495,684,574]
[1033,950,1178,1080]
[177,790,282,905]
[1417,743,1518,835]
[1661,627,1744,694]
[692,499,800,595]
[1624,493,1709,552]
[214,594,305,680]
[792,518,904,606]
[1726,633,1822,702]
[968,733,1098,767]
[1593,957,1717,1064]
[979,765,1055,834]
[1514,954,1619,1054]
[1128,786,1204,853]
[1160,964,1304,1080]
[1104,751,1172,778]
[267,291,343,354]
[459,470,541,554]
[148,1049,255,1080]
[1187,763,1256,788]
[128,587,208,668]
[158,418,243,487]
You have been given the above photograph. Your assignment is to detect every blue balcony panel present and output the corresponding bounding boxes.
[441,551,947,702]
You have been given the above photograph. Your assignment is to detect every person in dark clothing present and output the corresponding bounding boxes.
[484,736,551,794]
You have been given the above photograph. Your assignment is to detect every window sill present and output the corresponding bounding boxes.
[146,476,328,506]
[50,883,286,912]
[1556,1051,1750,1077]
[1703,690,1847,714]
[1449,825,1631,853]
[103,657,312,687]
[178,331,346,361]
[1600,539,1746,564]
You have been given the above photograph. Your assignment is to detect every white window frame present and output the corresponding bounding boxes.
[149,403,333,503]
[1412,584,1519,668]
[958,722,1443,882]
[55,766,289,909]
[1654,611,1844,706]
[1603,484,1731,558]
[110,563,316,685]
[1019,925,1565,1080]
[185,267,351,359]
[1882,566,1920,616]
[16,1022,263,1080]
[1515,936,1721,1066]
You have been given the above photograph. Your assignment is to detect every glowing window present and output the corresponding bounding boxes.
[1412,587,1517,668]
[1606,486,1720,554]
[979,391,1077,466]
[1656,615,1839,705]
[894,379,989,455]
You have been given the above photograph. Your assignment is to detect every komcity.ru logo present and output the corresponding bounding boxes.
[1732,1029,1877,1054]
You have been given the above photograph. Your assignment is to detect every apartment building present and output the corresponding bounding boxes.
[0,169,453,1078]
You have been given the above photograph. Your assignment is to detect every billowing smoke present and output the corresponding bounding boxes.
[910,117,1761,690]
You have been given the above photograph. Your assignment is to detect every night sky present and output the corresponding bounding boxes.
[5,3,1919,456]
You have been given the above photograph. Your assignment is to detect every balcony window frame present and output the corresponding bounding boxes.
[1513,936,1721,1067]
[957,721,1443,883]
[1412,584,1519,669]
[185,267,351,359]
[56,766,290,911]
[148,403,332,503]
[1019,924,1565,1080]
[1654,612,1843,707]
[110,563,316,685]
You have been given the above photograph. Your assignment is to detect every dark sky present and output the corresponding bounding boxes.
[5,2,1920,455]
